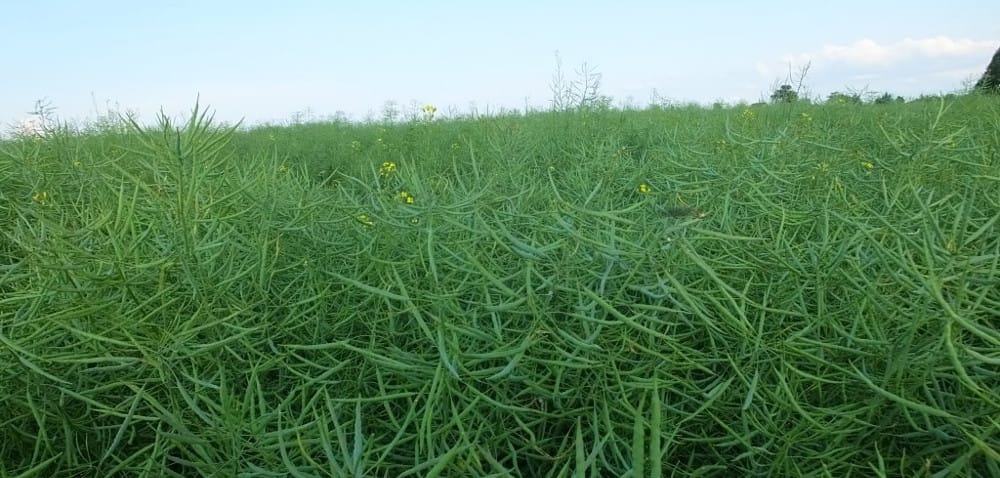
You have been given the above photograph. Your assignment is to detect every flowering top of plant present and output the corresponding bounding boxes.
[379,161,397,178]
[32,191,50,205]
[422,104,437,121]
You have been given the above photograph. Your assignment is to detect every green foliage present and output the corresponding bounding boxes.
[873,92,905,104]
[974,45,1000,93]
[550,52,612,111]
[2,98,1000,477]
[827,91,863,105]
[769,84,798,103]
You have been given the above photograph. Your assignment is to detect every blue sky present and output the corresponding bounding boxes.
[3,1,999,128]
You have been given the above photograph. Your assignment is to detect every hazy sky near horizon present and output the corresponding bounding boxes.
[3,1,999,128]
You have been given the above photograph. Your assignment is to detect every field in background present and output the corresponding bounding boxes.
[1,98,999,476]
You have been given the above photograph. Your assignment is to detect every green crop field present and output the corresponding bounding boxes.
[1,97,999,477]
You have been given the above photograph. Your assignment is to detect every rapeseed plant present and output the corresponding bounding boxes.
[945,238,958,254]
[6,98,998,478]
[615,146,629,160]
[422,104,437,121]
[31,191,50,205]
[379,161,397,178]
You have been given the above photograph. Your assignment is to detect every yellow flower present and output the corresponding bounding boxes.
[399,191,415,204]
[422,104,437,121]
[72,160,82,168]
[638,183,651,194]
[378,161,397,177]
[279,162,289,173]
[861,161,874,171]
[32,191,50,204]
[740,108,755,121]
[351,140,362,151]
[356,214,374,226]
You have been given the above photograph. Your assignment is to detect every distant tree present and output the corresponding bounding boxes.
[826,91,862,105]
[974,45,1000,93]
[873,93,895,104]
[770,84,798,103]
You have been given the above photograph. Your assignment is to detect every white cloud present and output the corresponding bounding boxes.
[779,36,997,68]
[15,116,46,137]
[754,61,773,78]
[930,66,984,80]
[751,36,998,98]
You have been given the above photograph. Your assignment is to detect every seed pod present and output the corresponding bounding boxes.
[661,206,707,219]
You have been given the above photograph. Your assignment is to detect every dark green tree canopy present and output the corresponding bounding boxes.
[975,45,1000,93]
[770,84,798,103]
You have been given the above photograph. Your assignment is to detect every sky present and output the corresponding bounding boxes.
[2,1,999,129]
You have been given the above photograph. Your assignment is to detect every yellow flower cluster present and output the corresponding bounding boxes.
[379,161,397,178]
[638,183,651,194]
[422,104,437,121]
[398,191,415,204]
[32,191,50,205]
